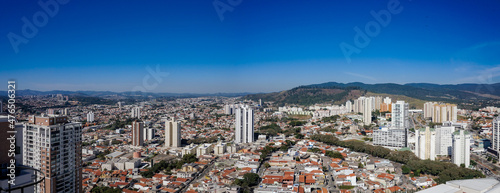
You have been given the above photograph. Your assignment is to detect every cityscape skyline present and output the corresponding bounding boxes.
[3,1,500,192]
[1,0,500,93]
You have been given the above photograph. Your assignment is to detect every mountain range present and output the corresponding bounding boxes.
[2,82,500,108]
[243,82,500,107]
[0,89,253,98]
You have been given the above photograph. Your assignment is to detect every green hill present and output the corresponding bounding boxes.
[244,82,500,108]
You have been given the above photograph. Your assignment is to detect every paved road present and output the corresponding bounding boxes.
[411,113,425,129]
[179,158,217,193]
[471,153,499,176]
[321,156,338,192]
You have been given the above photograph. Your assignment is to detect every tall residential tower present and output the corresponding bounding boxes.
[165,118,181,147]
[23,115,83,193]
[132,121,144,146]
[234,105,254,144]
[392,101,409,129]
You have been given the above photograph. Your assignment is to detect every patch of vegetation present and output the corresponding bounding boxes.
[321,115,340,123]
[325,151,343,159]
[258,123,282,136]
[289,120,306,127]
[141,154,198,178]
[187,136,220,144]
[91,186,121,193]
[311,134,484,183]
[339,185,355,189]
[233,173,260,193]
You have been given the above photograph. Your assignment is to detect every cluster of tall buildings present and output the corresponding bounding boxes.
[352,96,393,125]
[224,104,240,115]
[353,96,411,149]
[423,102,458,123]
[129,118,181,148]
[130,107,141,118]
[372,100,409,148]
[414,123,470,167]
[0,101,257,193]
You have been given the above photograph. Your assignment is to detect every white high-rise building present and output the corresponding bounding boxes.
[392,101,409,129]
[493,117,500,155]
[197,143,213,156]
[131,107,141,118]
[373,127,407,148]
[23,115,83,193]
[144,128,155,141]
[214,141,227,155]
[363,97,373,125]
[346,100,352,112]
[452,130,471,167]
[435,126,456,156]
[165,118,181,147]
[353,96,365,113]
[383,97,392,104]
[87,111,94,122]
[235,105,254,144]
[375,96,382,110]
[224,104,240,115]
[415,127,436,160]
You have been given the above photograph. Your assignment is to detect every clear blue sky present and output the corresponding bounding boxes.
[1,0,500,93]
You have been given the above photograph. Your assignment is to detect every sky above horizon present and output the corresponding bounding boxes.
[1,0,500,93]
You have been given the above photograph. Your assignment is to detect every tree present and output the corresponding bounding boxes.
[233,179,243,186]
[308,148,321,153]
[358,162,364,168]
[325,151,344,159]
[402,165,411,174]
[289,120,306,127]
[295,133,304,139]
[264,163,271,168]
[182,153,198,163]
[243,173,260,187]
